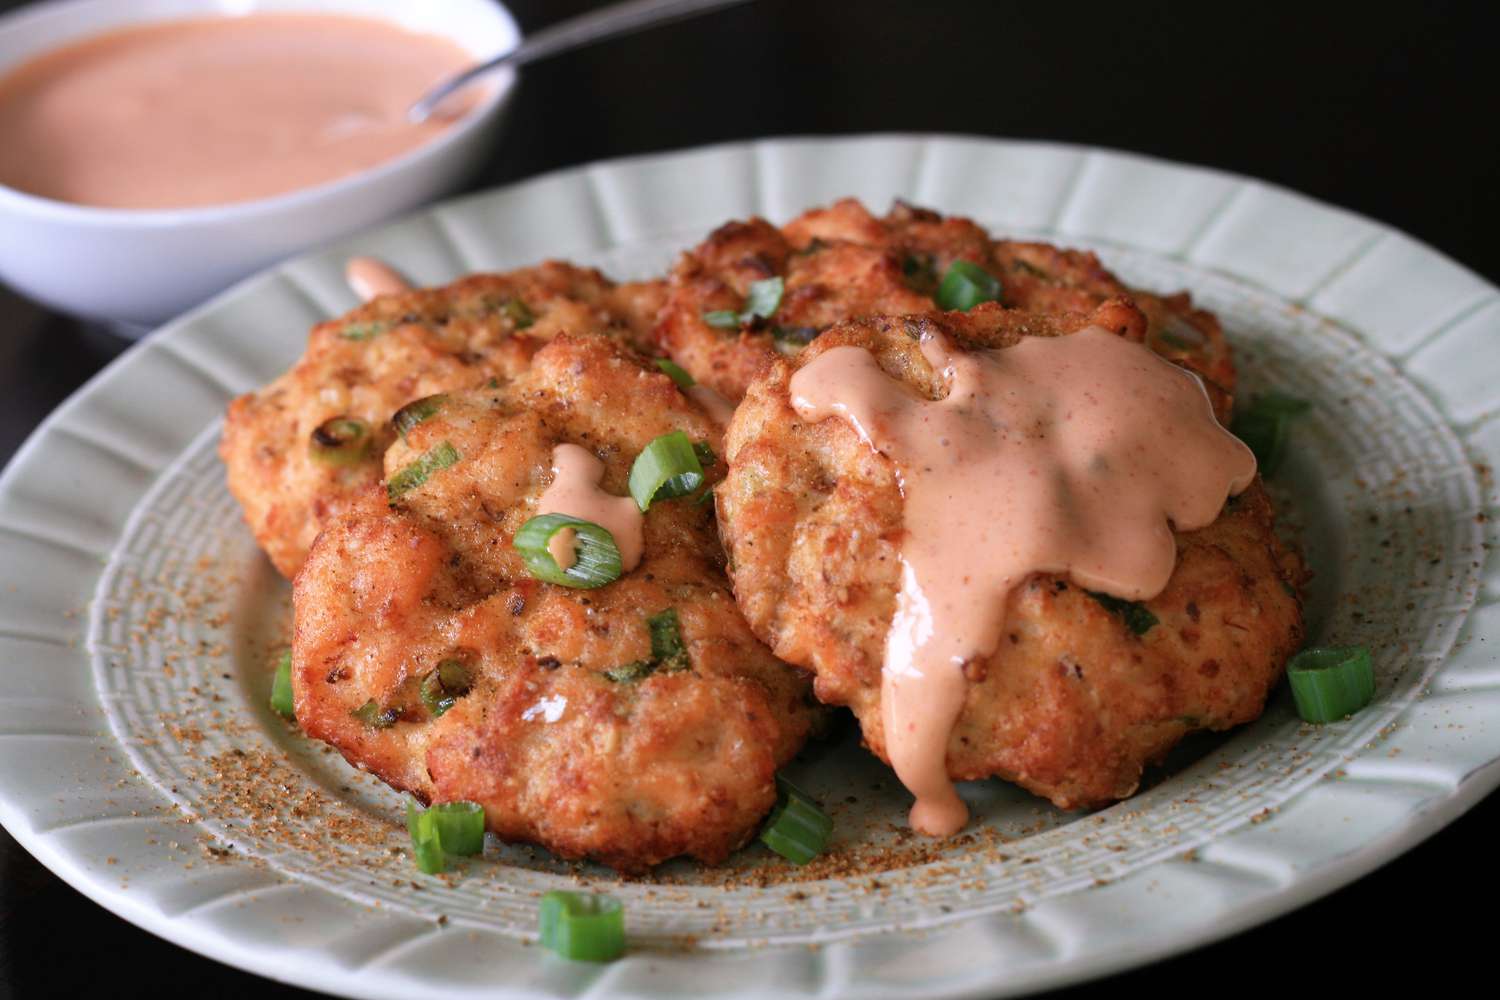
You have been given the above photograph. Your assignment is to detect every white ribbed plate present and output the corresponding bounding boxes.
[1,136,1497,999]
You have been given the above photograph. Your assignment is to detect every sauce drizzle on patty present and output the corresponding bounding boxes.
[536,444,645,573]
[789,326,1256,835]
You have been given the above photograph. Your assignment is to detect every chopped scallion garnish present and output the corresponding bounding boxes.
[629,431,706,511]
[1232,392,1311,477]
[387,441,460,501]
[426,801,485,856]
[692,441,717,467]
[647,608,689,670]
[269,650,295,720]
[352,699,398,729]
[309,416,372,466]
[405,798,486,875]
[392,394,447,442]
[655,358,695,389]
[1286,646,1375,723]
[513,514,623,588]
[503,298,535,329]
[603,607,690,682]
[339,321,387,341]
[420,658,473,718]
[700,277,784,329]
[539,891,625,962]
[406,802,445,874]
[758,774,833,865]
[742,277,784,320]
[1087,591,1159,636]
[936,260,1003,312]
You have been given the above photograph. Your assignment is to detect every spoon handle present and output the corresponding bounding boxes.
[409,0,754,122]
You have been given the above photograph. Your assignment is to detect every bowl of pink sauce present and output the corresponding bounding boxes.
[0,0,519,329]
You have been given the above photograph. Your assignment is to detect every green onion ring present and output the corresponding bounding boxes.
[387,441,460,502]
[539,891,626,962]
[420,658,473,717]
[513,514,623,589]
[935,259,1003,312]
[392,394,447,442]
[758,774,833,865]
[405,800,446,874]
[309,416,372,466]
[628,431,706,511]
[655,358,696,388]
[269,650,295,720]
[1231,392,1311,477]
[1286,646,1375,723]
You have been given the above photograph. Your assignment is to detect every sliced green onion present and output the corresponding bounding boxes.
[603,607,689,682]
[936,260,1003,312]
[405,799,486,875]
[514,514,623,588]
[420,658,473,718]
[269,650,295,720]
[1088,591,1159,636]
[691,488,716,507]
[602,660,654,683]
[758,774,833,865]
[647,608,689,671]
[309,416,372,466]
[629,431,705,511]
[427,801,485,856]
[1286,646,1375,723]
[655,358,696,388]
[387,441,460,502]
[352,699,398,729]
[700,277,785,330]
[742,277,784,320]
[702,309,740,330]
[339,321,387,341]
[406,802,446,874]
[1232,392,1311,477]
[902,252,938,289]
[539,891,625,962]
[392,394,447,442]
[503,298,535,329]
[692,441,717,467]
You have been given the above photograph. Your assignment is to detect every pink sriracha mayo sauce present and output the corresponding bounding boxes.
[789,327,1257,836]
[0,14,476,210]
[345,256,413,302]
[536,444,645,574]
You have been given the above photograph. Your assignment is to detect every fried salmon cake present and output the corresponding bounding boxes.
[221,262,662,578]
[293,334,817,872]
[653,198,1234,417]
[718,300,1303,812]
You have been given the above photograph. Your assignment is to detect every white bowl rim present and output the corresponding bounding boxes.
[0,0,520,228]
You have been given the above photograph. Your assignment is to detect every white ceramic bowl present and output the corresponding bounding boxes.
[0,0,519,330]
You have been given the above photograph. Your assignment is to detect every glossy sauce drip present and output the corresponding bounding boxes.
[346,257,412,302]
[790,327,1256,835]
[535,444,644,573]
[0,15,476,209]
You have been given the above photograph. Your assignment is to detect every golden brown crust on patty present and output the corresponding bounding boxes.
[653,198,1235,417]
[220,262,661,578]
[292,334,816,872]
[718,303,1303,811]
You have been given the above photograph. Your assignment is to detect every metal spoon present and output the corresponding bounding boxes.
[408,0,754,123]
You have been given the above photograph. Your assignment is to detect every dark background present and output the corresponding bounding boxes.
[1,0,1496,996]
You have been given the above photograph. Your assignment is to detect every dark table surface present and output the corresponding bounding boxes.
[1,1,1496,997]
